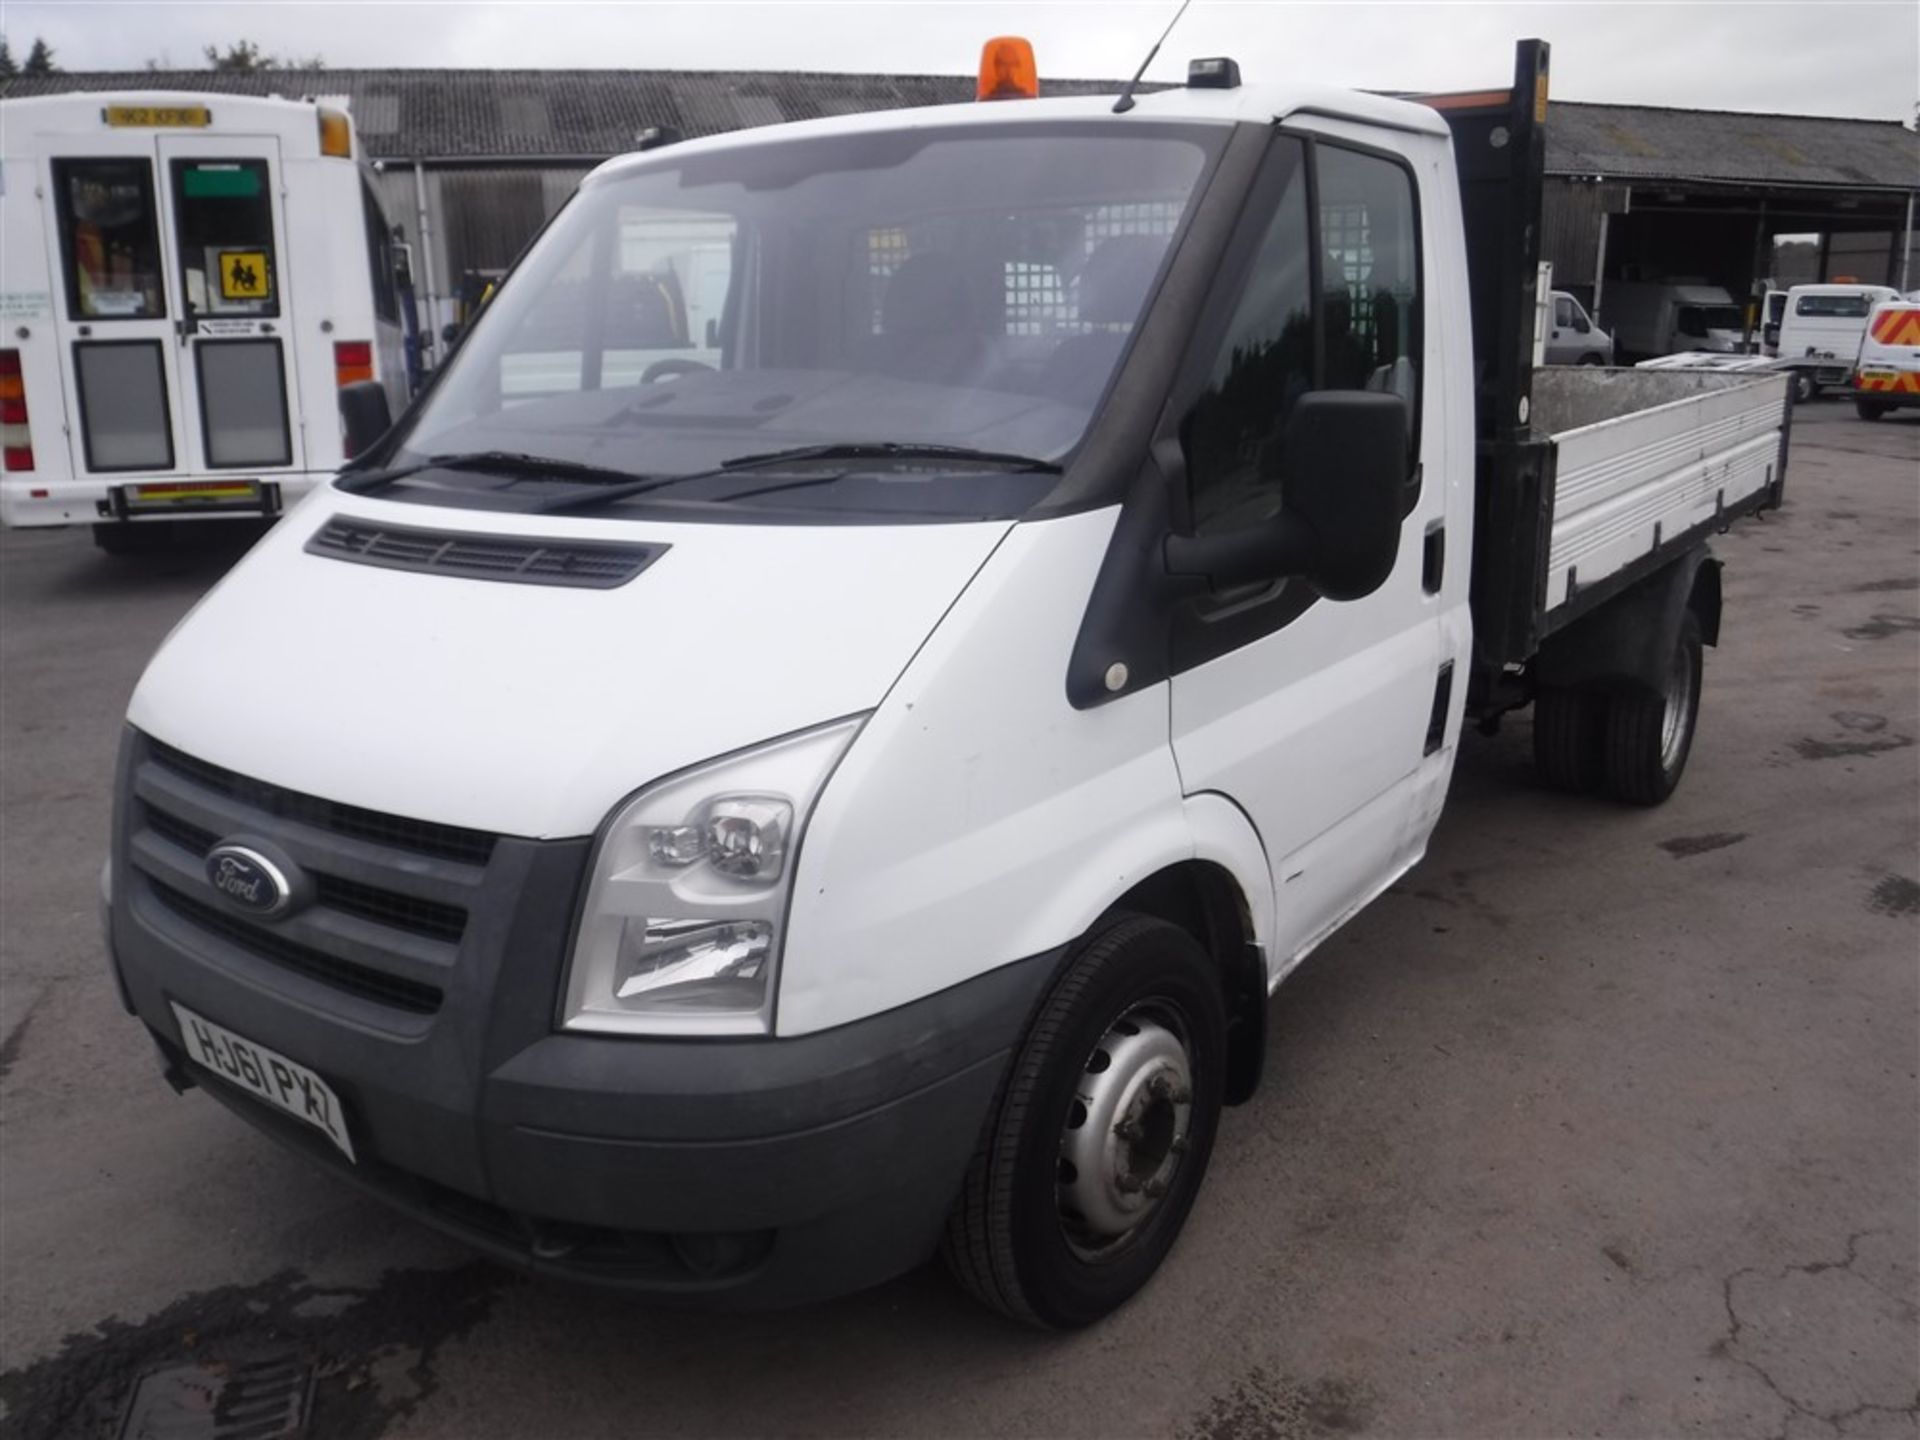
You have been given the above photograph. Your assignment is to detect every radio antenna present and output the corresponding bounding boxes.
[1113,0,1194,114]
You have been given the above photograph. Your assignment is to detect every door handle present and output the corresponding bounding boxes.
[1424,662,1454,757]
[1422,523,1445,595]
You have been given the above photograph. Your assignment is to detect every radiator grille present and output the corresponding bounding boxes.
[152,880,444,1015]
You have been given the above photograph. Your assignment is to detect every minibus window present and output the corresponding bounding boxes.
[361,179,400,324]
[1793,294,1873,318]
[171,160,279,318]
[52,159,165,321]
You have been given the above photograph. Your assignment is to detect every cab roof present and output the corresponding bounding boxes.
[589,81,1448,185]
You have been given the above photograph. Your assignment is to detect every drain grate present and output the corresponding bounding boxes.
[118,1352,313,1440]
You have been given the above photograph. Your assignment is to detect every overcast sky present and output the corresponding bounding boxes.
[7,1,1917,121]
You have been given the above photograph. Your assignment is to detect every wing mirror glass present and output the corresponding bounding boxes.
[338,379,393,460]
[1164,390,1408,601]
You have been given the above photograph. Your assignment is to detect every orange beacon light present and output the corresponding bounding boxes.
[978,37,1040,101]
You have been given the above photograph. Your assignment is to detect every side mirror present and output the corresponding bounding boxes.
[390,242,414,291]
[339,380,393,460]
[441,321,462,345]
[1164,390,1408,601]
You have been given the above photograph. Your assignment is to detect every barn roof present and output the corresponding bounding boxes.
[6,68,1916,192]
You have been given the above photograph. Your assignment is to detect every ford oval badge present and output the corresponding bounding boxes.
[205,844,293,918]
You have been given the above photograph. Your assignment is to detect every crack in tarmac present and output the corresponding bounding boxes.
[1716,1230,1920,1440]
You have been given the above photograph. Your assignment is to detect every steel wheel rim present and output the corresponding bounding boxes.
[1659,639,1694,770]
[1056,1002,1194,1261]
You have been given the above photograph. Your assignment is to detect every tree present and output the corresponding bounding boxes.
[0,39,17,79]
[203,39,322,71]
[22,37,57,74]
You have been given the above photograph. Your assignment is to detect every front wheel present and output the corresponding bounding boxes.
[1792,372,1818,404]
[1855,398,1891,422]
[942,913,1227,1329]
[1600,610,1703,806]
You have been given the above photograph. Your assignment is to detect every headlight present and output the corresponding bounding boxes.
[560,716,864,1036]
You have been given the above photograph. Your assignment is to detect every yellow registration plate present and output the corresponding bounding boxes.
[103,104,211,128]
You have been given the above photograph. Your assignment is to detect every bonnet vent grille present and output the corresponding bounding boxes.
[307,518,664,588]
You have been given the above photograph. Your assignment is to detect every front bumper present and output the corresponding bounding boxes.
[109,729,1054,1305]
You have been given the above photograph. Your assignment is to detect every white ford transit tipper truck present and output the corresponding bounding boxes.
[105,41,1792,1327]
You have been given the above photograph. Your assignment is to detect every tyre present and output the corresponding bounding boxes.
[1532,686,1607,793]
[942,912,1228,1329]
[1855,399,1890,422]
[1600,610,1703,806]
[1578,353,1605,366]
[1792,372,1818,404]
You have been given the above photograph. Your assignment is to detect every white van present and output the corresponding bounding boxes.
[1543,289,1612,365]
[1775,283,1900,401]
[1851,297,1920,420]
[1603,281,1746,361]
[103,41,1790,1326]
[0,93,409,550]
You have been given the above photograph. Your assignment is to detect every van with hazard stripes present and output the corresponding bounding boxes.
[0,92,410,552]
[1851,297,1920,420]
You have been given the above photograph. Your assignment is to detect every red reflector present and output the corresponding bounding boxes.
[0,349,21,378]
[4,446,34,472]
[29,487,48,498]
[0,397,24,425]
[334,341,373,368]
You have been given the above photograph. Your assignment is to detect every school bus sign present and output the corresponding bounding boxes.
[218,250,271,301]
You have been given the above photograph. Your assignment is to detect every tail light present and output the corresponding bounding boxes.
[334,340,374,387]
[0,350,33,472]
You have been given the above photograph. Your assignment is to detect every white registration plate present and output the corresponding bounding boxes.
[171,1002,355,1161]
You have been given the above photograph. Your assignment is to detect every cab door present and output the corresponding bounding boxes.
[1167,132,1449,979]
[40,136,184,478]
[156,136,304,475]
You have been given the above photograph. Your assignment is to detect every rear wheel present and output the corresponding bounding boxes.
[942,912,1227,1329]
[1578,352,1606,366]
[1855,398,1891,422]
[1533,686,1607,793]
[1600,611,1703,806]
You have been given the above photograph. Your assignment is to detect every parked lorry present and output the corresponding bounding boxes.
[1775,282,1901,401]
[103,39,1790,1327]
[0,92,410,551]
[1604,280,1749,361]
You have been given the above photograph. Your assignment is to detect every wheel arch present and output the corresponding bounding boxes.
[1533,544,1720,694]
[1099,795,1272,1105]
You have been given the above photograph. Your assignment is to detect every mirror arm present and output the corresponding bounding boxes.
[1163,518,1309,592]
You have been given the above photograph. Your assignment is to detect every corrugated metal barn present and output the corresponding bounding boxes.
[8,66,1916,347]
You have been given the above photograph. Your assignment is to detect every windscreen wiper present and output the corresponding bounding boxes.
[525,441,1062,516]
[336,450,655,496]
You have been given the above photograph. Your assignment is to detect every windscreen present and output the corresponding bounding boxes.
[1678,304,1745,337]
[385,121,1224,517]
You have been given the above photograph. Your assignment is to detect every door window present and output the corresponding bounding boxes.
[1554,296,1574,328]
[53,159,166,320]
[1182,141,1314,535]
[1183,139,1423,537]
[75,341,174,470]
[195,339,292,467]
[171,159,279,318]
